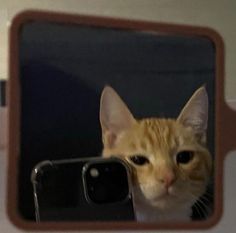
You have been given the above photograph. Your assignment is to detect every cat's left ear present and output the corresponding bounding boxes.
[100,86,136,148]
[177,86,208,138]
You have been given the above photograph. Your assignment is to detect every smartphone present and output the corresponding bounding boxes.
[31,157,135,222]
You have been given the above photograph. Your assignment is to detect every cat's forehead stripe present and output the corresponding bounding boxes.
[139,118,179,151]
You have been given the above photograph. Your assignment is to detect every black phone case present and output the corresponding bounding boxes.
[31,157,135,221]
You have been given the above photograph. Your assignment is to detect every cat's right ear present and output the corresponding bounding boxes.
[177,86,208,142]
[100,86,135,148]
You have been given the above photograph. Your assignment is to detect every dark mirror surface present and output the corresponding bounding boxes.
[18,21,215,221]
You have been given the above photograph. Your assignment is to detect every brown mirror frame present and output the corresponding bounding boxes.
[6,9,236,231]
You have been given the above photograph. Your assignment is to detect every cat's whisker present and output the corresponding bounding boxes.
[194,201,206,219]
[192,201,203,219]
[201,191,214,202]
[188,192,200,202]
[197,198,211,213]
[192,197,206,219]
[195,202,208,219]
[200,195,210,203]
[189,193,210,219]
[203,191,214,198]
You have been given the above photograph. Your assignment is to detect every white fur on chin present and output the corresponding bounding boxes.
[133,190,193,222]
[134,201,192,222]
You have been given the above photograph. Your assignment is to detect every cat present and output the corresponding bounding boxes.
[99,86,212,222]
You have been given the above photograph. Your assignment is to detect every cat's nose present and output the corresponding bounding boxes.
[159,172,176,188]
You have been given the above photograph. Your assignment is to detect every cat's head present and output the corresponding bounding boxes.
[99,86,212,211]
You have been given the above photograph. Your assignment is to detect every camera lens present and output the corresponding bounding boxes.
[89,168,99,178]
[84,160,129,204]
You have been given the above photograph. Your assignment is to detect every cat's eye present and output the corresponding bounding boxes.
[176,151,194,164]
[129,155,150,166]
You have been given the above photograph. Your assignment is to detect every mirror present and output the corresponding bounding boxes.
[8,11,223,230]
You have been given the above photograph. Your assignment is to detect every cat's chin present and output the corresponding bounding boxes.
[145,190,193,211]
[149,194,180,210]
[132,184,195,221]
[134,193,193,222]
[134,185,181,209]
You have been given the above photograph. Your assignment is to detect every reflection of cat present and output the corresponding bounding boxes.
[99,86,212,222]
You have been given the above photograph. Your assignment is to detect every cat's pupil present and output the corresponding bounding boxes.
[176,151,194,164]
[129,155,149,166]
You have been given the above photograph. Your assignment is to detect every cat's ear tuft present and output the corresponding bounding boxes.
[100,86,135,148]
[177,86,208,136]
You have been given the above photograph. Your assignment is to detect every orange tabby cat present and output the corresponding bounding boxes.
[100,86,212,222]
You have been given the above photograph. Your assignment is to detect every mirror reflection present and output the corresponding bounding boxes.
[18,21,215,222]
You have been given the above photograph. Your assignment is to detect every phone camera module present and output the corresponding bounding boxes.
[84,160,130,204]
